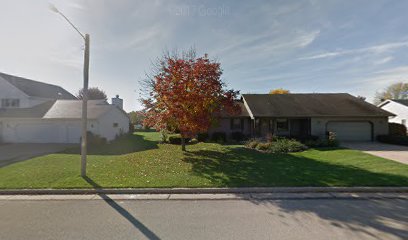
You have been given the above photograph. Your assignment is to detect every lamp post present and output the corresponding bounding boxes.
[50,4,89,177]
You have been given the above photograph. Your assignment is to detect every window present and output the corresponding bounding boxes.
[402,119,407,126]
[113,123,119,128]
[276,118,289,131]
[1,99,20,108]
[231,118,243,130]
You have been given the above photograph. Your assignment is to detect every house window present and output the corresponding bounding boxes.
[402,119,407,126]
[231,118,243,130]
[113,123,119,128]
[276,118,289,131]
[1,99,20,108]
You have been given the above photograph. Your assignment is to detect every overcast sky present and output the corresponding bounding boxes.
[1,0,408,111]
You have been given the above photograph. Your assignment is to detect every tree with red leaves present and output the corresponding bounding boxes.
[141,49,239,151]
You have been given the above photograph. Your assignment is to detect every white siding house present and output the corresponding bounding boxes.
[0,72,130,143]
[378,99,408,127]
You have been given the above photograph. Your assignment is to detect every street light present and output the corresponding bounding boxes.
[50,4,90,177]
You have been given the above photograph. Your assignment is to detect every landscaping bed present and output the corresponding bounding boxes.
[0,131,407,189]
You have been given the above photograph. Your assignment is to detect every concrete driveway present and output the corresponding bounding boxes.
[342,142,408,165]
[0,143,76,167]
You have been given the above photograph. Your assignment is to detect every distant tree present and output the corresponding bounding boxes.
[128,111,145,126]
[357,95,366,101]
[140,48,240,151]
[269,88,290,94]
[77,87,107,101]
[374,82,408,104]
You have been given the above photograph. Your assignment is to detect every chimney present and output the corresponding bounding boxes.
[112,95,123,109]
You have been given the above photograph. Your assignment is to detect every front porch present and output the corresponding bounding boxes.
[251,118,311,139]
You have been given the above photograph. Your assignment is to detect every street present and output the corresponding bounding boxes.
[1,197,407,240]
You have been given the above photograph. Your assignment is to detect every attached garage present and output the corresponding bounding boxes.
[0,100,130,144]
[327,121,372,142]
[1,119,81,143]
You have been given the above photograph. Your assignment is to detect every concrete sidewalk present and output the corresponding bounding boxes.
[0,192,407,201]
[1,186,408,195]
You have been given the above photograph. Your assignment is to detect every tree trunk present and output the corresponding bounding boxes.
[181,137,186,151]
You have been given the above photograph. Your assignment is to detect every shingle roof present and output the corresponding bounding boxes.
[392,99,408,107]
[43,100,115,119]
[0,100,117,119]
[220,101,250,117]
[0,101,56,118]
[0,72,76,99]
[242,93,394,117]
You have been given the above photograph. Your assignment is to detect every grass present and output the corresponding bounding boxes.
[0,131,407,189]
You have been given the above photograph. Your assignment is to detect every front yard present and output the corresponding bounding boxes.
[0,131,407,189]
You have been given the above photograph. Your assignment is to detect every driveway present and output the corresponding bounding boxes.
[342,142,408,164]
[0,143,75,167]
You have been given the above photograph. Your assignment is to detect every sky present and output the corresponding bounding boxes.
[1,0,408,111]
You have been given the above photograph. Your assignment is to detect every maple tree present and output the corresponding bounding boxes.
[141,50,239,151]
[269,88,290,94]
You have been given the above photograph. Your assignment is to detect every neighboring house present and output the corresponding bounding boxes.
[378,99,408,127]
[210,93,393,142]
[0,72,129,143]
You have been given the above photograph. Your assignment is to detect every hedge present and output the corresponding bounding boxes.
[377,135,408,146]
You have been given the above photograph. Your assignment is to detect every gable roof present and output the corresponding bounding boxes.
[0,72,76,99]
[242,93,394,118]
[220,101,251,118]
[0,100,125,120]
[391,99,408,107]
[0,100,56,118]
[43,100,117,119]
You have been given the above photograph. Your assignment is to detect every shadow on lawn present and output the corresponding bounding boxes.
[84,176,161,240]
[182,147,408,187]
[63,133,158,155]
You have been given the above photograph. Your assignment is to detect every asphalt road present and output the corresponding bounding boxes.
[1,198,407,240]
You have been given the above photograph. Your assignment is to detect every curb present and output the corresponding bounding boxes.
[1,187,408,195]
[0,193,407,201]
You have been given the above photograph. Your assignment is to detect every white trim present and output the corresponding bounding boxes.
[242,96,254,119]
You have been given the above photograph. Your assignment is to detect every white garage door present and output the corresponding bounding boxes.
[15,123,66,143]
[327,122,372,142]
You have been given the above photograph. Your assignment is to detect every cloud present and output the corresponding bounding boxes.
[373,56,393,65]
[354,66,408,87]
[299,40,408,60]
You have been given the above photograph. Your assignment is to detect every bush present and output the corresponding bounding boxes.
[377,135,408,146]
[245,138,307,153]
[389,123,407,136]
[197,133,209,142]
[269,138,307,153]
[160,130,169,143]
[86,131,107,146]
[245,139,261,149]
[211,132,226,143]
[168,136,191,145]
[255,142,272,151]
[231,132,246,142]
[294,135,319,143]
[305,139,339,148]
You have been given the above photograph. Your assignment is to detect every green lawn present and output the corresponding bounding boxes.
[0,131,407,189]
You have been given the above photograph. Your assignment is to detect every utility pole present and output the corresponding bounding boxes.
[50,4,90,177]
[81,34,90,177]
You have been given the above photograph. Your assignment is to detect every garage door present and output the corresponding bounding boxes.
[15,123,66,143]
[327,122,372,141]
